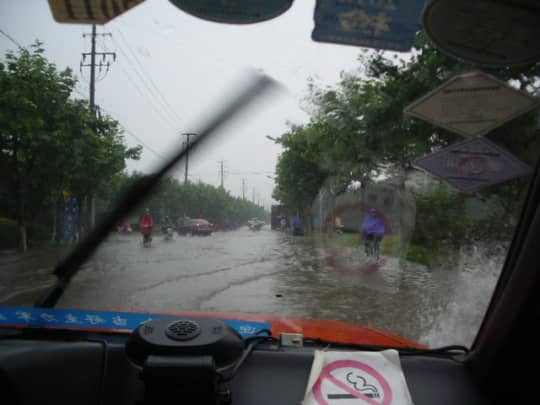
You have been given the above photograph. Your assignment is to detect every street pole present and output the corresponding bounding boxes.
[89,24,96,114]
[182,133,196,184]
[81,25,115,230]
[241,178,246,200]
[89,24,96,228]
[218,160,224,188]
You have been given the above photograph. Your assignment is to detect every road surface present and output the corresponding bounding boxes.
[0,227,498,345]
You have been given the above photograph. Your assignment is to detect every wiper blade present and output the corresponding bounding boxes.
[34,73,279,308]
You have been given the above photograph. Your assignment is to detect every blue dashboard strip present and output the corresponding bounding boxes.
[0,306,270,338]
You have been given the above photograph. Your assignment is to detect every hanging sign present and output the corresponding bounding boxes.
[405,72,539,138]
[412,137,532,192]
[312,0,425,52]
[48,0,145,24]
[168,0,293,24]
[423,0,540,67]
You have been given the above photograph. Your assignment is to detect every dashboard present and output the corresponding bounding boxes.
[0,329,490,405]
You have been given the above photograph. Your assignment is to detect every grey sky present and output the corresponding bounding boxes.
[0,0,364,209]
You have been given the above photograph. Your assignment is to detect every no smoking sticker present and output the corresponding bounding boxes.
[304,350,413,405]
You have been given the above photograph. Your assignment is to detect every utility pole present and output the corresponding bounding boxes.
[241,178,246,200]
[182,133,196,184]
[81,25,115,229]
[218,160,225,188]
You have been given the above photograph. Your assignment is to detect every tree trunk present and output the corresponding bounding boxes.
[90,193,96,228]
[18,223,27,252]
[14,143,28,252]
[78,195,86,240]
[51,204,57,243]
[16,188,27,252]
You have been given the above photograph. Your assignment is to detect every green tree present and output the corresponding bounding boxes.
[0,42,140,250]
[272,124,328,214]
[273,29,540,256]
[97,173,268,227]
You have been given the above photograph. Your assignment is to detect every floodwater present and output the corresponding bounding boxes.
[0,227,504,347]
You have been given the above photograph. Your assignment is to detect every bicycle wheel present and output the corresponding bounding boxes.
[366,239,374,257]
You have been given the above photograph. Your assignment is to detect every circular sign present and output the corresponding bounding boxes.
[458,156,487,176]
[423,0,540,67]
[312,359,393,405]
[169,0,293,24]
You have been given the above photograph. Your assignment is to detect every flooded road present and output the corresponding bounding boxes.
[0,227,502,347]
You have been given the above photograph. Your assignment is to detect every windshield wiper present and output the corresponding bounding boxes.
[34,73,278,308]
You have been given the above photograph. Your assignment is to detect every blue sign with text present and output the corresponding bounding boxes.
[0,307,270,339]
[312,0,425,52]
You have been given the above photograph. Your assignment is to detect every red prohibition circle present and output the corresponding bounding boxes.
[312,359,393,405]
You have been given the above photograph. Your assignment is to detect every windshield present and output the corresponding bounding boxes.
[1,1,539,349]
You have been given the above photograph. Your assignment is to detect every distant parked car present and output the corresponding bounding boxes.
[176,217,193,235]
[191,218,213,236]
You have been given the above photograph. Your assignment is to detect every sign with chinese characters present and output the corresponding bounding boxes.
[0,307,270,338]
[404,72,539,138]
[312,0,425,52]
[60,195,79,242]
[48,0,146,24]
[169,0,293,24]
[412,137,532,192]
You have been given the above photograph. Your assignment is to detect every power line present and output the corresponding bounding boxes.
[111,42,179,130]
[228,171,275,175]
[0,28,23,49]
[97,104,167,159]
[71,86,167,160]
[114,52,179,131]
[115,28,183,126]
[117,28,183,125]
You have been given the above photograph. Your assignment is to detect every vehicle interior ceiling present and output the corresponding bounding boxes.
[1,2,540,405]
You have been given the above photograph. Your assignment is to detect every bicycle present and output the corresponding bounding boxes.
[364,234,381,260]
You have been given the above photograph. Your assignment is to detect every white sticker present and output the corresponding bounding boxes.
[303,350,413,405]
[404,71,539,138]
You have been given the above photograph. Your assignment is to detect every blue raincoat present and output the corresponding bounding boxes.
[361,215,385,236]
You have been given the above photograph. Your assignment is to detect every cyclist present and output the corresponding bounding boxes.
[361,208,385,256]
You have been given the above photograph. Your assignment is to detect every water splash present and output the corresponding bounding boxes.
[419,243,506,348]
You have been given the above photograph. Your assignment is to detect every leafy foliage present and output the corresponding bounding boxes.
[273,30,540,261]
[0,42,141,249]
[100,173,267,225]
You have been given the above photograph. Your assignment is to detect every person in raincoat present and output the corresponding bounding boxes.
[361,208,385,252]
[279,215,287,231]
[140,208,154,244]
[293,214,304,236]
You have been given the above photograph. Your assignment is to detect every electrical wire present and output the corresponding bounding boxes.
[116,28,183,125]
[110,36,179,131]
[0,28,23,49]
[71,86,166,160]
[218,329,275,382]
[97,105,168,160]
[114,28,182,127]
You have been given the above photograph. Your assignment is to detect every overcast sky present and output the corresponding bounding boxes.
[0,0,365,209]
